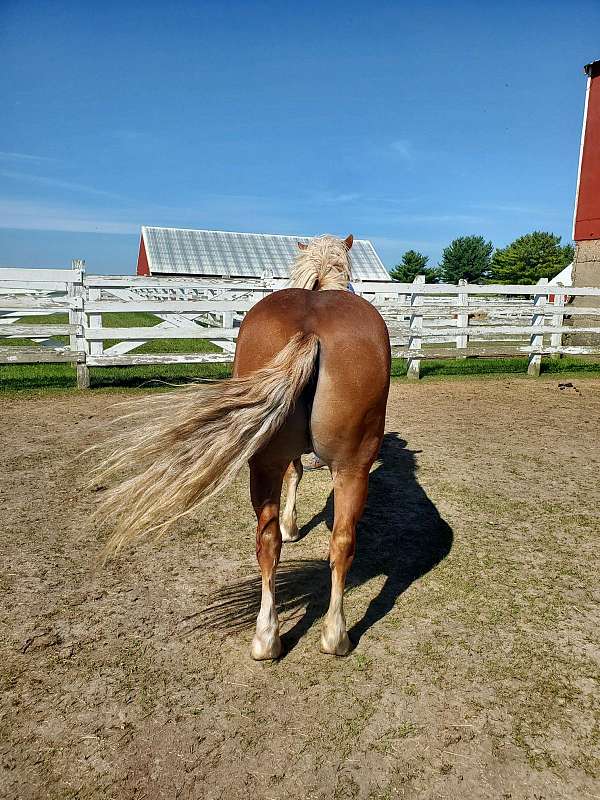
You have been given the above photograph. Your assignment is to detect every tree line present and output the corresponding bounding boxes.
[389,232,574,285]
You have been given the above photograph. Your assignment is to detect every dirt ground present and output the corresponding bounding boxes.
[1,376,599,800]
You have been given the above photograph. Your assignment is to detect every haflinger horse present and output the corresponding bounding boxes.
[96,234,391,659]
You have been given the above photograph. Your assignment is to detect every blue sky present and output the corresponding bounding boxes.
[0,0,598,274]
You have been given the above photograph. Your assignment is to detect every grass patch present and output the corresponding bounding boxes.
[391,355,600,379]
[2,355,600,392]
[93,312,222,354]
[1,311,222,354]
[0,311,228,391]
[0,361,234,392]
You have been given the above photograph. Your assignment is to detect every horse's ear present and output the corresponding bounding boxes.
[344,234,354,251]
[297,241,308,250]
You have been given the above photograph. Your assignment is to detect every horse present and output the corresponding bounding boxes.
[96,234,391,660]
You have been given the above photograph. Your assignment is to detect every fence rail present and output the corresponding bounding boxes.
[1,261,598,386]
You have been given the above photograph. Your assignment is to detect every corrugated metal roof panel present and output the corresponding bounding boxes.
[141,227,390,281]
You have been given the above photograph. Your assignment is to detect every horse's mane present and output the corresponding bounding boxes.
[287,235,352,291]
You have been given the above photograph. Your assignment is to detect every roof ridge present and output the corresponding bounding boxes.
[141,225,374,245]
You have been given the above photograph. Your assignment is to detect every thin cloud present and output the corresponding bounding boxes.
[398,212,487,225]
[311,191,362,205]
[0,192,297,237]
[373,235,447,250]
[357,204,488,225]
[0,199,138,234]
[390,139,412,160]
[110,129,158,145]
[472,202,562,217]
[1,169,121,199]
[0,151,56,164]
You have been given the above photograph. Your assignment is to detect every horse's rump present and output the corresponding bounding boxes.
[234,288,391,464]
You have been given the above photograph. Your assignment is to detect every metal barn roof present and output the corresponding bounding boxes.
[139,226,390,281]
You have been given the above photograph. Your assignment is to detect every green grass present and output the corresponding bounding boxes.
[404,355,600,379]
[2,310,600,390]
[1,311,222,354]
[0,310,230,391]
[2,355,600,393]
[0,362,233,392]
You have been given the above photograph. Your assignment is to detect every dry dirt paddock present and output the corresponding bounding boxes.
[1,377,599,800]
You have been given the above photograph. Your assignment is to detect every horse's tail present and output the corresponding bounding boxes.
[96,332,319,559]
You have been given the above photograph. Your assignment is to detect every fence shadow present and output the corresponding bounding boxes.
[190,433,453,653]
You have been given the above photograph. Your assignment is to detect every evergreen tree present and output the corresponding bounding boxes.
[490,231,574,284]
[389,250,439,283]
[439,236,493,283]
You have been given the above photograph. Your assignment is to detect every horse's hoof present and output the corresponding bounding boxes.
[251,633,282,660]
[281,522,300,543]
[320,631,352,657]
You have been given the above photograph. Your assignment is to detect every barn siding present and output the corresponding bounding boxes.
[136,237,150,276]
[574,61,600,241]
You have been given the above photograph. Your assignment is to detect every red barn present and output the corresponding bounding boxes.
[573,60,600,281]
[571,60,600,342]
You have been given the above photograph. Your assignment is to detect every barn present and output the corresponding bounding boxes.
[136,226,391,282]
[573,59,600,245]
[570,58,600,343]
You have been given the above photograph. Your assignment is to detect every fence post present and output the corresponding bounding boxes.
[69,259,89,389]
[407,274,425,379]
[527,278,548,377]
[456,278,469,355]
[88,286,103,362]
[550,284,566,360]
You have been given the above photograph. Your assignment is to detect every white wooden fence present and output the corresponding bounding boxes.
[1,261,599,387]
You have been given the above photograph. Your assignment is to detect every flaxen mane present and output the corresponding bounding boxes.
[287,234,352,291]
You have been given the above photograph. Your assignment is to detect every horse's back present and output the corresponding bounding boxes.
[234,289,390,466]
[235,288,389,387]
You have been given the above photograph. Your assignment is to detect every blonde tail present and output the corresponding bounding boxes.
[95,332,319,558]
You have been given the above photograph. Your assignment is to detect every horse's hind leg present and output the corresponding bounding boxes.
[321,469,369,656]
[280,458,303,543]
[249,458,285,660]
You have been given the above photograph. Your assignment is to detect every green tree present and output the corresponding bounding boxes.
[389,249,440,283]
[439,236,494,283]
[490,231,574,284]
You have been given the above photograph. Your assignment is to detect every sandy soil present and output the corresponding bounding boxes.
[1,377,599,800]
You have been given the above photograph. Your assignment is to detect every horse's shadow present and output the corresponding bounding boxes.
[192,433,453,653]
